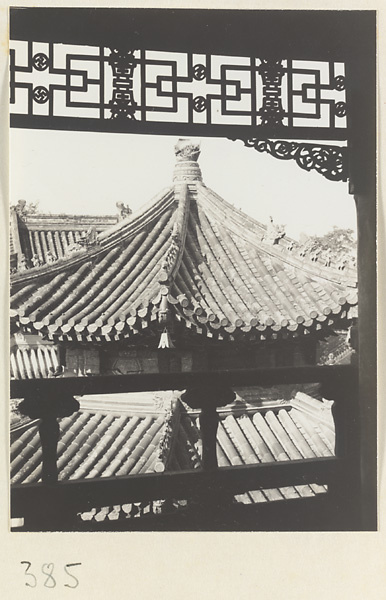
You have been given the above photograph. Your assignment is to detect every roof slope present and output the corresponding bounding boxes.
[11,140,357,343]
[10,390,333,522]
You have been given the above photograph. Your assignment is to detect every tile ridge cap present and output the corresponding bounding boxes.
[196,183,357,289]
[159,182,191,286]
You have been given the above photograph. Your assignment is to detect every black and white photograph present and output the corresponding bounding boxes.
[7,7,376,539]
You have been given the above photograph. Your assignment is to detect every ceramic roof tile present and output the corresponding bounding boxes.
[57,413,93,463]
[93,417,148,478]
[217,420,245,466]
[276,409,317,459]
[222,415,259,464]
[316,423,336,453]
[68,415,120,479]
[86,416,141,478]
[173,394,333,502]
[10,391,333,523]
[11,143,357,343]
[10,425,38,460]
[11,429,42,485]
[288,410,333,458]
[11,428,41,481]
[264,411,316,497]
[236,415,273,462]
[58,415,104,480]
[176,416,202,469]
[115,417,165,476]
[11,345,60,380]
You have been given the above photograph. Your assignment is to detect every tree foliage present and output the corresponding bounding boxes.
[310,227,356,256]
[298,226,356,267]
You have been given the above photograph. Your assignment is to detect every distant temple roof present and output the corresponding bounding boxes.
[10,389,334,522]
[10,203,120,270]
[10,139,357,344]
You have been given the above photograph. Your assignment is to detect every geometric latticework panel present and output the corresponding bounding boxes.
[10,42,347,131]
[9,41,348,182]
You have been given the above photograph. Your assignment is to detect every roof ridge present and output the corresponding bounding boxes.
[77,391,179,414]
[21,213,118,222]
[154,397,182,472]
[196,182,267,234]
[158,183,190,286]
[196,183,357,289]
[98,186,174,244]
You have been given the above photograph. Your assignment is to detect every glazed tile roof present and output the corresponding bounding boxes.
[10,344,60,380]
[10,207,118,268]
[10,390,334,521]
[173,395,333,503]
[318,331,354,365]
[10,140,357,344]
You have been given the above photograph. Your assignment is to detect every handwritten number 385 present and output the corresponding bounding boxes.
[21,562,81,588]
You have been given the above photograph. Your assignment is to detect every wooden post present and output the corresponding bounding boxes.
[181,384,235,524]
[17,392,80,529]
[39,416,60,483]
[346,23,377,530]
[182,384,235,468]
[199,405,220,470]
[322,369,361,529]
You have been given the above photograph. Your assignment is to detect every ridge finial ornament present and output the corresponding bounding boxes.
[174,139,201,162]
[116,201,132,220]
[265,216,286,245]
[15,199,27,215]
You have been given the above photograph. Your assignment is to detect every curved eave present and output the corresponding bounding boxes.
[10,174,358,344]
[11,297,356,345]
[164,294,357,344]
[10,189,178,339]
[166,183,358,340]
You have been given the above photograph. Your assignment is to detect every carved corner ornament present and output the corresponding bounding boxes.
[238,138,348,182]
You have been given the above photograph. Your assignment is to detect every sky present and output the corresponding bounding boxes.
[10,130,357,241]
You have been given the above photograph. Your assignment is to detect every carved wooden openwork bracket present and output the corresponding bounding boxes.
[10,40,349,182]
[10,40,350,182]
[239,138,348,182]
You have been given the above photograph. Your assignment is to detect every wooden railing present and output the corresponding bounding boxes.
[10,364,354,396]
[10,364,360,531]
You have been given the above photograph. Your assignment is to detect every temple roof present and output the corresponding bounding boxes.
[10,389,333,522]
[10,139,357,344]
[10,204,119,269]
